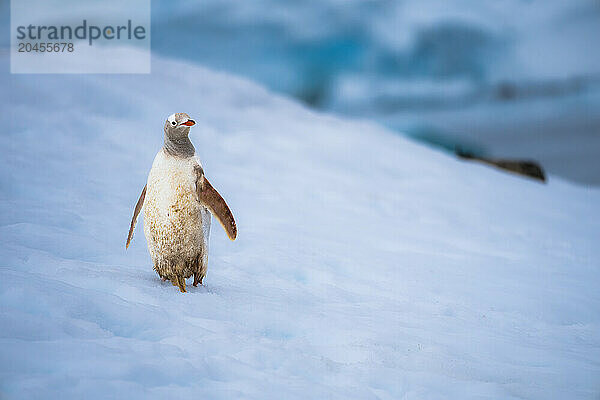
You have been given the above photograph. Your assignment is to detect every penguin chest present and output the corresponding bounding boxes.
[143,152,205,260]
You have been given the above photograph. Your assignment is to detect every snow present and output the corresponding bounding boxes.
[1,53,600,399]
[147,0,600,185]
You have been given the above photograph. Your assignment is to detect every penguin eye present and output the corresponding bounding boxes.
[171,121,177,126]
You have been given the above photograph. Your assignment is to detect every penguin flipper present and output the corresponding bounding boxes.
[126,184,146,249]
[196,173,237,241]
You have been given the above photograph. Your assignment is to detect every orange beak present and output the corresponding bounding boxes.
[182,119,195,126]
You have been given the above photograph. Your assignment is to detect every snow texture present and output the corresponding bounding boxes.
[1,53,599,399]
[149,0,600,185]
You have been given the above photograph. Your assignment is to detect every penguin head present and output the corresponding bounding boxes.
[164,112,195,140]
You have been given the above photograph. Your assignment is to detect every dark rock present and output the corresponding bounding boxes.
[456,149,546,182]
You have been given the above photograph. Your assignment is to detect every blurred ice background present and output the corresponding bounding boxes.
[152,0,600,184]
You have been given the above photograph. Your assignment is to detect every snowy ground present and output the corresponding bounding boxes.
[1,53,600,399]
[150,0,600,184]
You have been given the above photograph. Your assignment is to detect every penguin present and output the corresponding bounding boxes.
[126,112,237,292]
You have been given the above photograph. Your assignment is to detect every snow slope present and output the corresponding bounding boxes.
[1,53,600,399]
[149,0,600,185]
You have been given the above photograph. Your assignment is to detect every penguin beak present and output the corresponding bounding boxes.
[182,119,195,126]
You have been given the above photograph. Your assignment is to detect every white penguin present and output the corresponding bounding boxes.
[126,112,237,292]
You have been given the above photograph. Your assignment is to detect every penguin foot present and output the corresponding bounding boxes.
[193,273,203,287]
[176,276,187,293]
